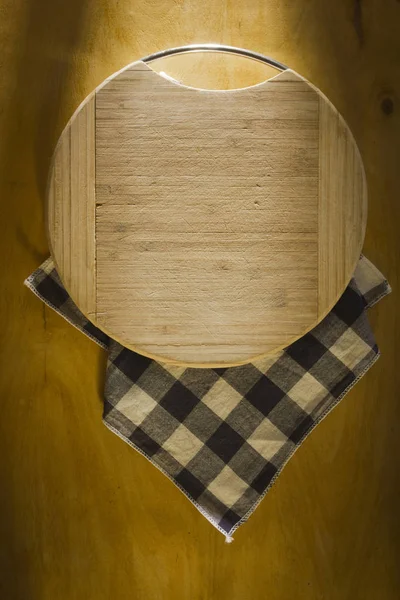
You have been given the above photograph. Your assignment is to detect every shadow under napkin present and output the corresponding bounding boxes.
[25,256,390,539]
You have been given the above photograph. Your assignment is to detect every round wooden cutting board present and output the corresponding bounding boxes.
[47,58,367,367]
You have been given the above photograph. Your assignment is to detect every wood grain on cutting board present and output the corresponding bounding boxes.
[47,63,366,366]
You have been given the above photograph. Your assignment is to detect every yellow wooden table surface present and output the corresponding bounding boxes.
[0,1,399,598]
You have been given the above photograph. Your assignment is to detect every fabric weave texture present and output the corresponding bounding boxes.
[25,256,390,539]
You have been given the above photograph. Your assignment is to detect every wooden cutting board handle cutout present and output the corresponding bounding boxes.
[47,61,367,367]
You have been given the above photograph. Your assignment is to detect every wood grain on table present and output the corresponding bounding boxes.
[0,1,399,599]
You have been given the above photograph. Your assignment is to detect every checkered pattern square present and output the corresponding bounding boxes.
[24,256,390,539]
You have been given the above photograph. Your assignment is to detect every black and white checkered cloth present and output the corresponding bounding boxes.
[25,256,390,541]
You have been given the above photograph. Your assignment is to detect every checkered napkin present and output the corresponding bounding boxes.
[25,256,390,541]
